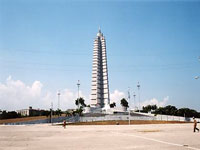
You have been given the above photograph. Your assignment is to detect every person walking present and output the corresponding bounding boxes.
[63,120,66,129]
[193,117,199,132]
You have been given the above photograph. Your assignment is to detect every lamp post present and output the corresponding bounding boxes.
[133,92,136,111]
[128,87,131,125]
[51,102,53,125]
[77,80,80,109]
[57,91,61,110]
[137,82,140,112]
[195,57,200,80]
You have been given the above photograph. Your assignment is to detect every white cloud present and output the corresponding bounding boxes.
[140,96,169,108]
[0,76,88,111]
[0,76,44,110]
[59,89,76,110]
[31,81,43,96]
[0,76,168,111]
[59,89,89,110]
[110,90,126,107]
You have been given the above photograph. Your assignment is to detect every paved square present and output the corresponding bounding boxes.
[0,123,199,150]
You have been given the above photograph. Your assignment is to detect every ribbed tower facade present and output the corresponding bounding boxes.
[90,29,110,108]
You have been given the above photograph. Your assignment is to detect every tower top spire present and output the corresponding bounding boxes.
[98,26,101,33]
[97,26,102,36]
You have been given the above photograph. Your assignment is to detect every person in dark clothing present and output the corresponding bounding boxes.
[193,117,199,132]
[63,120,66,129]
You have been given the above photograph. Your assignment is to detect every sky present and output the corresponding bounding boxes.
[0,0,200,111]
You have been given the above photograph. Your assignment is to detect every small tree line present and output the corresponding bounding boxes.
[0,110,21,119]
[141,105,200,118]
[0,109,64,120]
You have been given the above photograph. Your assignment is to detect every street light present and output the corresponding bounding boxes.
[77,80,80,109]
[51,102,53,125]
[133,92,136,111]
[137,82,140,112]
[57,91,61,110]
[195,57,200,80]
[128,87,131,125]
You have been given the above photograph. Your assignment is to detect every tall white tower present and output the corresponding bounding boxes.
[90,29,110,108]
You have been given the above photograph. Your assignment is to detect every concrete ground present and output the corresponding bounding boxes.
[0,123,199,150]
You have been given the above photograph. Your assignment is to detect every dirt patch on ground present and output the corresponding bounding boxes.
[0,116,48,124]
[67,120,189,125]
[0,115,64,124]
[137,129,161,133]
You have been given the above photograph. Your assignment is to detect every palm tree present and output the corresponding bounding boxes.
[121,98,129,111]
[75,97,87,116]
[75,97,86,107]
[110,102,116,108]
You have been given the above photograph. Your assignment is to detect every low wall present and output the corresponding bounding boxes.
[78,115,154,122]
[4,114,200,125]
[69,114,200,123]
[155,114,192,122]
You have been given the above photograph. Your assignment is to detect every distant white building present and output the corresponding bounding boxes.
[90,29,110,109]
[16,108,30,116]
[16,107,41,116]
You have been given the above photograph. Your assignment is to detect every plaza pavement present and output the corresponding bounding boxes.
[0,123,199,150]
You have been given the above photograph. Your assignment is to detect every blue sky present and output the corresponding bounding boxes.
[0,0,200,111]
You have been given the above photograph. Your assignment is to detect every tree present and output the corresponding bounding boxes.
[154,107,165,115]
[120,98,129,108]
[72,107,83,116]
[142,105,157,113]
[164,105,177,115]
[110,102,116,108]
[176,108,199,118]
[65,110,72,117]
[76,107,83,116]
[75,97,86,107]
[41,110,51,117]
[140,104,200,118]
[0,110,21,119]
[55,109,62,116]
